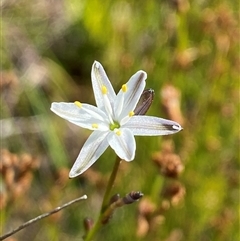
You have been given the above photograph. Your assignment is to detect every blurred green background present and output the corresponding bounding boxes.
[1,0,239,240]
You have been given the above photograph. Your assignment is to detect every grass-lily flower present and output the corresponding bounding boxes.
[51,61,182,178]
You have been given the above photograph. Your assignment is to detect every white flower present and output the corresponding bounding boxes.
[51,61,182,178]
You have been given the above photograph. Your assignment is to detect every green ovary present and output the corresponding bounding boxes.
[109,121,120,131]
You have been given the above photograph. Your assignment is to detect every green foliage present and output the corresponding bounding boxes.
[1,0,239,240]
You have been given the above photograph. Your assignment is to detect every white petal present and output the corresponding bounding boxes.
[114,71,146,120]
[69,131,109,178]
[50,102,109,131]
[124,116,183,136]
[91,61,116,109]
[108,128,136,161]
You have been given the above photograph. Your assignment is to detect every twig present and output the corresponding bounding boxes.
[0,195,87,240]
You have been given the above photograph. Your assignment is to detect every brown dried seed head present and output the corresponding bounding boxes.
[138,198,156,216]
[18,153,40,173]
[174,48,198,69]
[161,199,171,211]
[0,192,8,210]
[151,215,165,230]
[0,71,18,92]
[0,149,40,206]
[160,84,184,126]
[162,182,186,206]
[11,154,19,167]
[19,153,34,172]
[0,149,13,171]
[171,185,186,206]
[4,168,15,187]
[152,151,184,178]
[12,172,33,200]
[136,215,149,238]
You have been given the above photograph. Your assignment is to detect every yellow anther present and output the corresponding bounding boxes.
[74,101,82,108]
[121,84,127,92]
[116,130,121,136]
[101,85,108,95]
[92,123,99,129]
[129,111,134,117]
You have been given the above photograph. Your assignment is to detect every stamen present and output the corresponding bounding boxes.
[128,111,134,117]
[114,84,128,118]
[92,123,99,129]
[120,114,133,125]
[101,87,114,123]
[74,101,82,108]
[116,130,121,136]
[121,84,127,92]
[101,85,108,95]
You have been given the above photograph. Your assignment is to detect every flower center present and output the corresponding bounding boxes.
[109,121,120,131]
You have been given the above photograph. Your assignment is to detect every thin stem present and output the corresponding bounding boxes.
[101,156,122,211]
[84,156,122,241]
[0,195,87,241]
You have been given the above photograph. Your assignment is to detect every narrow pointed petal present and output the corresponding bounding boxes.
[124,116,183,136]
[91,61,116,109]
[69,131,109,178]
[50,102,109,131]
[108,128,136,161]
[114,71,146,120]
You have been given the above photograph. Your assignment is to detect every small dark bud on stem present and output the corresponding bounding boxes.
[109,193,121,204]
[123,191,144,204]
[134,89,154,115]
[83,217,94,232]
